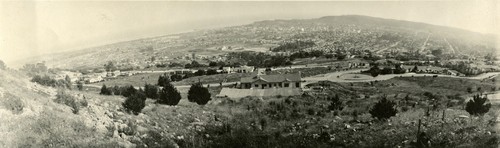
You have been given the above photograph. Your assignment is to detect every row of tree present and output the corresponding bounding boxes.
[366,63,408,77]
[101,74,212,115]
[31,75,72,89]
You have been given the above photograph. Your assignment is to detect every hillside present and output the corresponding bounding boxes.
[21,15,497,69]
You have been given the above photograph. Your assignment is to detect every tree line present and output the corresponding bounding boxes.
[100,73,212,115]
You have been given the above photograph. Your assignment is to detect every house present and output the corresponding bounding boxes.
[240,73,301,89]
[222,65,255,73]
[444,69,465,76]
[54,71,82,83]
[83,74,104,84]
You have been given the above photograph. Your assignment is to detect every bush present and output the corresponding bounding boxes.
[369,95,397,120]
[327,94,343,111]
[55,89,79,114]
[121,85,137,98]
[122,91,146,115]
[187,83,211,105]
[465,94,491,116]
[194,70,206,76]
[157,73,171,87]
[77,81,83,91]
[31,75,71,89]
[144,83,159,99]
[206,69,218,75]
[2,93,24,114]
[170,74,183,82]
[100,84,112,95]
[158,83,182,106]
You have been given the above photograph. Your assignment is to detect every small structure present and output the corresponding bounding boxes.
[240,73,301,89]
[222,65,255,73]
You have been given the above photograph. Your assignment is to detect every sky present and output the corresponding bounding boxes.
[0,1,498,66]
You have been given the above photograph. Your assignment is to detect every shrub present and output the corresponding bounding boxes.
[77,81,83,91]
[467,87,473,93]
[465,94,491,116]
[144,83,159,99]
[100,84,112,95]
[158,83,182,106]
[2,93,24,114]
[206,69,218,75]
[170,74,183,82]
[369,95,397,120]
[55,89,79,114]
[121,85,137,98]
[187,83,211,105]
[157,73,171,87]
[122,91,146,115]
[327,94,343,111]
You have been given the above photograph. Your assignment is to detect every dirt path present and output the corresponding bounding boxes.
[420,33,431,53]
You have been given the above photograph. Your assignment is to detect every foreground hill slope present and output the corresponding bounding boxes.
[0,69,129,147]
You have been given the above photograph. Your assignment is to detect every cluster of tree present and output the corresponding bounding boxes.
[289,50,324,60]
[31,75,72,89]
[185,61,206,69]
[101,73,212,114]
[104,61,117,72]
[271,40,316,52]
[441,62,476,76]
[365,63,406,77]
[22,62,48,76]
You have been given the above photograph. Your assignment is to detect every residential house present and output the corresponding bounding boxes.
[443,69,465,76]
[222,65,255,73]
[240,73,301,89]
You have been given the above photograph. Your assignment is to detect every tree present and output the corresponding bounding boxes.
[121,85,137,98]
[369,96,397,120]
[170,74,183,82]
[381,67,393,75]
[64,75,72,89]
[393,64,406,74]
[157,74,171,87]
[100,84,112,95]
[158,83,182,106]
[431,49,443,57]
[325,54,334,59]
[328,94,343,111]
[209,61,218,67]
[187,83,211,105]
[465,94,491,116]
[206,69,218,75]
[411,65,419,73]
[77,81,83,91]
[144,84,159,99]
[104,61,116,72]
[122,91,146,115]
[369,65,381,77]
[194,69,206,76]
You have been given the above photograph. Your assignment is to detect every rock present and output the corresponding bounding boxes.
[136,126,148,134]
[119,123,128,131]
[113,130,120,138]
[120,133,128,140]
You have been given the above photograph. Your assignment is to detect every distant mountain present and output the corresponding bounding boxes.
[20,15,496,69]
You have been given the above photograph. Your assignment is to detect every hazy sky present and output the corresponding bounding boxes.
[0,1,498,65]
